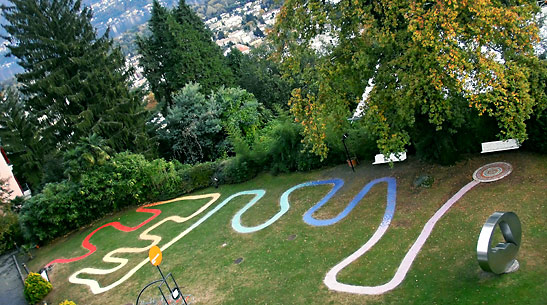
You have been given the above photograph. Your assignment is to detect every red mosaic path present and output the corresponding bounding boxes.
[45,197,192,267]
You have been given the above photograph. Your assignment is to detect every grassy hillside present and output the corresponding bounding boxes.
[27,151,546,305]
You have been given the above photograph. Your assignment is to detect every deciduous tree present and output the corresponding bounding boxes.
[272,0,543,160]
[210,86,263,147]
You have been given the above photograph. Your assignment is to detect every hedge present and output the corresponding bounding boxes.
[19,153,258,243]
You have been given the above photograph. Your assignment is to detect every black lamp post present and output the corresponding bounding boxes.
[342,133,354,172]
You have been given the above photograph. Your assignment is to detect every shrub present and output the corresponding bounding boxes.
[411,112,489,165]
[211,86,263,148]
[23,272,52,304]
[524,108,547,153]
[343,126,378,163]
[295,150,323,172]
[178,161,220,192]
[93,152,182,205]
[58,301,76,305]
[0,210,23,253]
[142,158,183,200]
[20,181,82,243]
[19,152,222,243]
[255,116,302,174]
[218,156,259,184]
[9,196,25,213]
[414,175,435,188]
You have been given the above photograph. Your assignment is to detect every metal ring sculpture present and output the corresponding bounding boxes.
[477,212,521,274]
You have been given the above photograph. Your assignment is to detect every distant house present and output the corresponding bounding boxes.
[0,147,24,201]
[235,44,250,54]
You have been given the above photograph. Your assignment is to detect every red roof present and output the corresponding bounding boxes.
[1,147,9,164]
[235,44,250,53]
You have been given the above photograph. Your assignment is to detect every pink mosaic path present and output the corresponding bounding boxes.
[324,162,513,294]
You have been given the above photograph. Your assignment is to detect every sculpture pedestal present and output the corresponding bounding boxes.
[504,260,519,274]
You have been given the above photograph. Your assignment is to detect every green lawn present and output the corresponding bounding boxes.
[28,151,546,305]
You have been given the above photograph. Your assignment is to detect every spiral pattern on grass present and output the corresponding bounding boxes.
[473,162,513,182]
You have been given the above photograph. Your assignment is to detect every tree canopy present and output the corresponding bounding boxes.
[156,82,224,164]
[155,82,264,164]
[227,45,293,111]
[272,0,545,159]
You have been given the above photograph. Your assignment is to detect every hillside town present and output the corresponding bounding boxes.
[0,0,274,82]
[206,0,278,53]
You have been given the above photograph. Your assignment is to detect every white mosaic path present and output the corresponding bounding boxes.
[69,193,220,294]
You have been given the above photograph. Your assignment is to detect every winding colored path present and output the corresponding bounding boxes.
[74,186,313,293]
[322,163,512,294]
[302,178,396,226]
[72,190,286,293]
[57,162,511,296]
[231,190,269,233]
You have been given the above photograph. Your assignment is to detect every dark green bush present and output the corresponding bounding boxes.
[0,209,24,253]
[225,112,378,175]
[20,152,186,243]
[321,122,377,167]
[24,272,52,304]
[524,108,547,153]
[412,112,490,165]
[179,161,219,192]
[9,196,25,213]
[218,156,259,184]
[142,158,184,200]
[413,129,463,165]
[20,151,229,243]
[20,181,82,242]
[343,126,378,162]
[414,175,435,188]
[239,112,326,174]
[255,115,302,174]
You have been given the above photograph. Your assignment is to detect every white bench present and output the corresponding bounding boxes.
[481,139,519,153]
[372,152,407,165]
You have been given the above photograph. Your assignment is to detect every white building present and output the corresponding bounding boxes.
[0,147,24,201]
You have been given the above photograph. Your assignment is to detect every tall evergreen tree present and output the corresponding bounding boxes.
[137,1,173,107]
[0,89,44,188]
[138,0,233,111]
[1,0,153,154]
